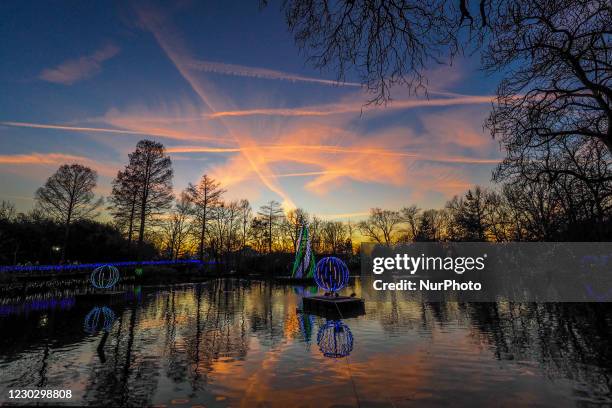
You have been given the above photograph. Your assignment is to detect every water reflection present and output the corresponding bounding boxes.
[83,306,116,334]
[317,320,354,358]
[0,279,609,406]
[297,312,316,344]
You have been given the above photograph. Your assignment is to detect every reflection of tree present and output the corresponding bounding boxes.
[176,280,252,390]
[82,305,161,407]
[466,303,612,400]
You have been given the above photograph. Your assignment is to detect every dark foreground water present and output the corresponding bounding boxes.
[0,279,611,407]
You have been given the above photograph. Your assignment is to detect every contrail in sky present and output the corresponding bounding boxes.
[187,59,361,87]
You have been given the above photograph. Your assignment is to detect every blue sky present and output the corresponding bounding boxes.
[0,1,503,219]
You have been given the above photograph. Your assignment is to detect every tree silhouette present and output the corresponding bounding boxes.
[109,166,140,245]
[358,208,401,245]
[257,200,284,253]
[185,174,225,261]
[121,140,174,257]
[35,164,102,261]
[486,0,611,159]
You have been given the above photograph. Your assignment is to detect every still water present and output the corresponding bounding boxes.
[0,279,611,407]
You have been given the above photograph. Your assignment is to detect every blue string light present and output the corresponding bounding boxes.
[83,306,116,334]
[316,320,354,358]
[90,265,120,289]
[0,259,213,273]
[0,297,75,316]
[314,256,349,292]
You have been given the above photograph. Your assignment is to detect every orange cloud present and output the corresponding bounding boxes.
[0,152,118,178]
[39,44,120,85]
[16,3,494,214]
[135,3,298,210]
[208,94,494,119]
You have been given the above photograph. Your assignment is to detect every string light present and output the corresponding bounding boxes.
[83,306,116,334]
[90,265,120,289]
[316,320,354,358]
[292,224,316,278]
[314,256,349,292]
[0,259,213,273]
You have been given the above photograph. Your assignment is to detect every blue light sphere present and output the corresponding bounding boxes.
[90,265,120,289]
[83,306,116,333]
[314,256,349,292]
[317,320,354,358]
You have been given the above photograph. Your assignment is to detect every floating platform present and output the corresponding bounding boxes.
[274,276,315,285]
[302,295,365,318]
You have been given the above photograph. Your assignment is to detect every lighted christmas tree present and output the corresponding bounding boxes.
[291,224,315,278]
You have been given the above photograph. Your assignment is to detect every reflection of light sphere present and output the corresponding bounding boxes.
[317,320,354,358]
[314,257,349,292]
[90,265,120,289]
[84,306,115,333]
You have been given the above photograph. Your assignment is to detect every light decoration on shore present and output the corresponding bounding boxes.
[0,259,212,274]
[83,306,116,333]
[314,256,349,292]
[90,265,120,289]
[317,320,354,358]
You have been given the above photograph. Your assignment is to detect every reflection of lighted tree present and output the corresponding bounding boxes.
[297,313,315,344]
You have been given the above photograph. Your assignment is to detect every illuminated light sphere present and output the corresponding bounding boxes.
[90,265,120,289]
[314,257,349,292]
[83,306,116,333]
[317,320,354,358]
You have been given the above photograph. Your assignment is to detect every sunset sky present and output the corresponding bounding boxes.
[0,1,504,220]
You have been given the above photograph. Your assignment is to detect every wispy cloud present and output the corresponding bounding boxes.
[0,120,226,144]
[0,152,118,177]
[134,3,300,209]
[208,94,494,119]
[167,144,499,164]
[0,152,87,165]
[39,44,120,85]
[187,59,360,87]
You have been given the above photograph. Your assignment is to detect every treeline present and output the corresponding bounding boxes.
[1,134,611,266]
[361,137,612,243]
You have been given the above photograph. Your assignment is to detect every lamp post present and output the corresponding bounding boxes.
[51,245,61,264]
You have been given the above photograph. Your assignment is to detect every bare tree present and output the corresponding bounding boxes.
[249,216,268,253]
[445,186,491,241]
[123,140,174,257]
[283,208,309,252]
[185,174,225,261]
[225,201,241,254]
[161,194,193,260]
[309,215,324,253]
[35,164,102,261]
[210,203,229,260]
[276,0,481,103]
[257,200,284,253]
[0,201,16,222]
[321,221,348,254]
[238,199,252,250]
[358,208,401,245]
[400,205,421,241]
[486,0,611,156]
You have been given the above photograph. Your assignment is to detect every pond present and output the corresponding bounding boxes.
[0,278,611,407]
